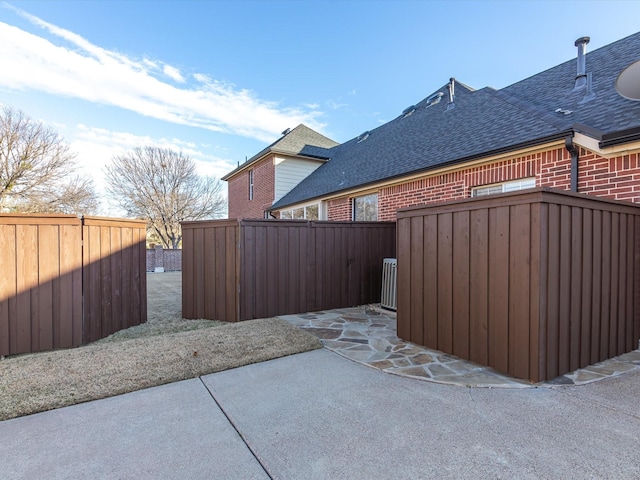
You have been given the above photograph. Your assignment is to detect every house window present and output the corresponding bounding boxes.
[353,193,378,221]
[471,177,536,197]
[248,170,254,200]
[279,203,319,220]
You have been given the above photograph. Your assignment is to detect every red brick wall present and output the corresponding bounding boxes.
[577,149,640,202]
[374,146,640,221]
[377,149,559,220]
[227,156,275,219]
[327,197,351,221]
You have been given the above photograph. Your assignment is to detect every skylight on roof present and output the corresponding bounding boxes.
[356,131,370,143]
[426,92,444,107]
[401,105,416,118]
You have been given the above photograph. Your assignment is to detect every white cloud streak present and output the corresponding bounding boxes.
[0,4,325,142]
[162,64,186,83]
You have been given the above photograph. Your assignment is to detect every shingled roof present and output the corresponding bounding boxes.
[270,31,640,211]
[222,124,338,181]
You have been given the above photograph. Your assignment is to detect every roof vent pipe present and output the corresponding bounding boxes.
[446,77,455,111]
[574,36,590,90]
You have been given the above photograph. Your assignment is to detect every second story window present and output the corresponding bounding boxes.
[248,170,254,200]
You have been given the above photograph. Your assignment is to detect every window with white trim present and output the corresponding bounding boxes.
[471,178,536,197]
[248,170,254,200]
[353,193,378,221]
[279,203,319,220]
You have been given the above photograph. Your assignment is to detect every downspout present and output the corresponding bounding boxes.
[565,135,579,192]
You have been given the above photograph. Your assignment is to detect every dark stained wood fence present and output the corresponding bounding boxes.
[396,188,640,382]
[181,219,396,322]
[0,214,147,356]
[182,220,240,323]
[82,217,147,344]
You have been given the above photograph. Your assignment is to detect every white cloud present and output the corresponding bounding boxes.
[327,99,348,110]
[193,73,210,83]
[0,4,325,143]
[163,64,185,83]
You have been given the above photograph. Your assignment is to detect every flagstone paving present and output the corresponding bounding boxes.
[280,306,640,388]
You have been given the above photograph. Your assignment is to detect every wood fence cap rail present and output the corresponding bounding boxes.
[0,213,81,225]
[182,218,397,228]
[181,219,240,228]
[82,216,147,227]
[397,187,640,218]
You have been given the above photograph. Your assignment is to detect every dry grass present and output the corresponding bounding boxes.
[0,272,321,421]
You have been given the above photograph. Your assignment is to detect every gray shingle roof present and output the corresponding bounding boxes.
[222,124,338,180]
[271,31,640,210]
[503,32,640,135]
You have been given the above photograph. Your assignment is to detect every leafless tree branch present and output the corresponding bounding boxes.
[105,146,226,248]
[0,106,99,215]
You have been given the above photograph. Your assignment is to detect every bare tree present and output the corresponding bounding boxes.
[0,106,99,215]
[105,146,226,248]
[12,175,100,215]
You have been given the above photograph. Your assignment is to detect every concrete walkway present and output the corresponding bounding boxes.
[1,348,639,479]
[281,306,640,387]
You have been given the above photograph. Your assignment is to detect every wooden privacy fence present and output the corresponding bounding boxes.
[182,219,396,322]
[0,214,147,356]
[397,188,640,382]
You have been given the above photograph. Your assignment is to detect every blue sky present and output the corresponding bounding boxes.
[1,0,640,214]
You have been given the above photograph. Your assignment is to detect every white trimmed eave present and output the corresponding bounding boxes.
[574,132,640,158]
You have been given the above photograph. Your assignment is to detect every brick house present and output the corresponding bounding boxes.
[223,124,338,219]
[225,33,640,220]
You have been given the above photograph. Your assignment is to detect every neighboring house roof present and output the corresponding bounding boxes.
[270,31,640,211]
[222,124,338,181]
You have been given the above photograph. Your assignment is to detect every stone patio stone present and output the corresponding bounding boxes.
[427,364,456,377]
[409,353,435,365]
[368,360,395,370]
[280,307,640,388]
[301,327,341,340]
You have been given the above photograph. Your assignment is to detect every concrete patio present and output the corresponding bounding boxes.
[1,348,639,479]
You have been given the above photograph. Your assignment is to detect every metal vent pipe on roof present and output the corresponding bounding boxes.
[446,77,455,111]
[574,36,590,90]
